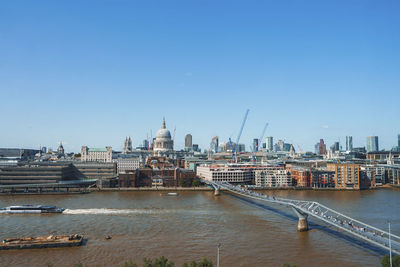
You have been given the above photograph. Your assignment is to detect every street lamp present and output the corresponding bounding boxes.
[389,221,392,267]
[217,243,221,267]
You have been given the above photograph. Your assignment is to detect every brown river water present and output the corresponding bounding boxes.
[0,189,399,267]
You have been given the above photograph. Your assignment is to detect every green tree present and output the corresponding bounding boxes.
[198,258,213,267]
[143,256,174,267]
[179,179,186,187]
[74,263,84,267]
[123,260,138,267]
[381,255,400,267]
[282,264,298,267]
[192,179,201,187]
[182,258,212,267]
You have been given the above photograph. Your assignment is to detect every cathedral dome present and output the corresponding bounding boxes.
[154,117,173,153]
[156,118,171,139]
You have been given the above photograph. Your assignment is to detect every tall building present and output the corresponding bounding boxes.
[143,139,149,150]
[398,134,400,148]
[266,137,273,152]
[346,136,353,152]
[330,142,339,152]
[123,137,133,154]
[366,136,379,152]
[185,134,193,150]
[252,138,259,152]
[315,139,326,155]
[210,136,219,153]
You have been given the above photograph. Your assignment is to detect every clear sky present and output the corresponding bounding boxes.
[1,0,399,153]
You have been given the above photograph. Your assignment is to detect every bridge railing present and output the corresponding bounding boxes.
[206,180,400,255]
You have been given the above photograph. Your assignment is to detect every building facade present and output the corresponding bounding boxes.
[185,134,193,151]
[210,136,219,154]
[117,158,140,173]
[346,136,353,152]
[366,136,379,152]
[266,137,273,152]
[254,166,291,187]
[327,163,360,189]
[196,165,253,183]
[81,146,112,163]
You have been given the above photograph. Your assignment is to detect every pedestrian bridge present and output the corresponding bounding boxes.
[206,180,400,255]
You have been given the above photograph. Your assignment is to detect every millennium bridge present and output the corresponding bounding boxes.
[206,180,400,255]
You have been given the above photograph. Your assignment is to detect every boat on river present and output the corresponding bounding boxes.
[167,192,178,196]
[0,205,65,214]
[0,234,83,250]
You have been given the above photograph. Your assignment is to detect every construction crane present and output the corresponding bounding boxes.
[172,126,176,149]
[230,109,249,163]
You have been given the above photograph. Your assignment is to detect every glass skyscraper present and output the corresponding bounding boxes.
[346,136,353,152]
[366,136,379,152]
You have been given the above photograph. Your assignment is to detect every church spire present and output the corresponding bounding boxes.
[162,117,166,129]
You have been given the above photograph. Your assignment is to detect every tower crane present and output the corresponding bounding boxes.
[230,109,249,163]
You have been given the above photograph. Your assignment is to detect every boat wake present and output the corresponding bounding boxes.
[63,208,170,215]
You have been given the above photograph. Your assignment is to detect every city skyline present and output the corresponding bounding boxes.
[1,1,399,152]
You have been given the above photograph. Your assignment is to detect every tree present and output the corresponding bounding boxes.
[198,258,213,267]
[123,260,138,267]
[192,179,201,187]
[182,258,213,267]
[143,256,174,267]
[179,179,186,187]
[282,264,298,267]
[381,255,400,267]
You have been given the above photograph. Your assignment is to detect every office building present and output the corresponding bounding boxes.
[196,165,253,183]
[117,158,141,173]
[143,140,149,150]
[210,136,219,153]
[330,142,340,152]
[81,146,113,163]
[366,136,379,152]
[253,138,258,152]
[346,136,353,152]
[315,139,326,155]
[185,134,192,150]
[266,137,273,152]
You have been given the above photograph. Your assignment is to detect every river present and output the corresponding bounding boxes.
[0,189,399,267]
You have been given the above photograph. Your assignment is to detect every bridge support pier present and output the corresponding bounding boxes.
[292,207,309,232]
[214,187,220,196]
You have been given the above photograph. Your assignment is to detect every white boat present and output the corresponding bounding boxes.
[167,193,178,196]
[0,205,65,214]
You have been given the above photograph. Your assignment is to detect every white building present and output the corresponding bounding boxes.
[117,158,140,173]
[196,165,253,183]
[254,167,291,187]
[197,164,288,185]
[81,146,112,163]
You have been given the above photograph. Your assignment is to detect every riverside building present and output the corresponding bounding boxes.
[254,166,291,187]
[327,163,360,189]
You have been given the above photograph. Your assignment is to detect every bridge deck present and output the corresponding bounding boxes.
[208,181,400,255]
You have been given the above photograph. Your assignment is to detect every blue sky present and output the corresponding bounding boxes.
[1,0,399,152]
